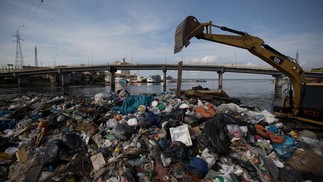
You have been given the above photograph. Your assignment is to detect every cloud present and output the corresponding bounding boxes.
[1,0,322,73]
[263,32,323,69]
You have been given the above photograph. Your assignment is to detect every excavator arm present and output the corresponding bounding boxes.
[174,16,305,116]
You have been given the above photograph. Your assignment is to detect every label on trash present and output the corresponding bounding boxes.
[169,124,192,146]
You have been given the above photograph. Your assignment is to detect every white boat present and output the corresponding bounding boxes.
[147,75,161,83]
[136,76,144,83]
[115,77,128,84]
[127,75,143,83]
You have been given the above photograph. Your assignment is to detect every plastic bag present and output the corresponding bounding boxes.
[94,93,112,106]
[184,157,209,178]
[227,125,246,138]
[113,123,135,141]
[62,133,84,151]
[164,141,189,159]
[42,140,70,165]
[205,113,234,155]
[273,136,296,160]
[259,154,279,180]
[201,148,216,168]
[113,95,154,115]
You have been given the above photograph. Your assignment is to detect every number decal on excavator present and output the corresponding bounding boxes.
[302,109,321,118]
[270,56,284,64]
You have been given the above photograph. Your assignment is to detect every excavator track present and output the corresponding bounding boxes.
[278,117,323,138]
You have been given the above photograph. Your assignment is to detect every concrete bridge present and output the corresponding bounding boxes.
[0,63,322,94]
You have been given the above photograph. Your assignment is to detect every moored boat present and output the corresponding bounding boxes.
[147,75,161,83]
[115,77,128,84]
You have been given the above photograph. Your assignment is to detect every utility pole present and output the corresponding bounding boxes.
[234,52,236,67]
[12,29,24,67]
[53,54,58,67]
[35,46,38,67]
[91,52,93,66]
[131,50,133,64]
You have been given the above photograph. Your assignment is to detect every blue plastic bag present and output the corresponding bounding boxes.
[273,136,296,160]
[113,95,154,114]
[184,157,209,178]
[267,124,278,134]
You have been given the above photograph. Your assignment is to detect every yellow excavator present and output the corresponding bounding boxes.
[174,16,323,125]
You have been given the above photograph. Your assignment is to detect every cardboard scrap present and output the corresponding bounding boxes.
[90,152,106,171]
[16,147,28,163]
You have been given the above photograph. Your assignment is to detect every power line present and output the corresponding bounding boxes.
[24,0,43,30]
[21,0,37,27]
[41,0,74,29]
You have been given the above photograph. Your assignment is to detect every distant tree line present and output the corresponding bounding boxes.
[311,67,323,72]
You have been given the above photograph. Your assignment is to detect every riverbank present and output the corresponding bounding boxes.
[0,79,279,112]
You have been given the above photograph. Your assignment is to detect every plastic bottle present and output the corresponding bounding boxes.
[112,144,122,157]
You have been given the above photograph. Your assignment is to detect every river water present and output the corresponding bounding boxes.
[0,79,284,112]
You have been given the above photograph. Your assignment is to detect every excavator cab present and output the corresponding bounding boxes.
[273,83,323,123]
[298,84,323,121]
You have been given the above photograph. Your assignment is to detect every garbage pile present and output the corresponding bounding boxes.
[0,91,322,181]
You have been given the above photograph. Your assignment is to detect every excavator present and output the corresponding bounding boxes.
[174,16,323,125]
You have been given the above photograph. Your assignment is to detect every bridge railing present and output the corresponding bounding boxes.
[0,63,276,73]
[0,65,53,73]
[0,65,23,72]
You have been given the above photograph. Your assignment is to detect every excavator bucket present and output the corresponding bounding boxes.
[174,16,204,54]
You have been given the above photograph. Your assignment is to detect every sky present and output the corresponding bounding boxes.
[1,0,323,78]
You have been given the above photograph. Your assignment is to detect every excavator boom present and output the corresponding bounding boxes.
[173,16,323,125]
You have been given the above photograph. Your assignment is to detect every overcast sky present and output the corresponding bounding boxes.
[1,0,323,77]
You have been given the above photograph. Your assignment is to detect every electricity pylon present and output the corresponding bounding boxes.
[35,46,38,67]
[12,29,24,67]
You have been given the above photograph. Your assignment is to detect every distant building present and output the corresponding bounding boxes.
[113,58,130,76]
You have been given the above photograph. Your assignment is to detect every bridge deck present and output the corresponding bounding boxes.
[0,64,322,78]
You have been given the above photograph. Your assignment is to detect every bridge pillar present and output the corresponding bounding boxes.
[61,73,65,86]
[17,76,29,87]
[162,67,167,92]
[12,73,19,86]
[217,70,224,91]
[273,75,283,98]
[17,77,21,87]
[60,73,71,86]
[109,67,117,93]
[48,74,57,85]
[176,61,183,97]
